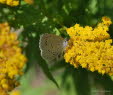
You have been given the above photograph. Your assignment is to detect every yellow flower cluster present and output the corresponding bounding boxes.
[64,16,113,75]
[0,23,27,95]
[0,0,34,6]
[0,0,19,6]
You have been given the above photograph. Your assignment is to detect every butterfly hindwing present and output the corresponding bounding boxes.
[39,33,66,63]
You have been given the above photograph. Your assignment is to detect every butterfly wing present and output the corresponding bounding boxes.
[39,33,66,63]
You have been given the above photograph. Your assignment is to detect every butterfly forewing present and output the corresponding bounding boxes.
[39,33,66,63]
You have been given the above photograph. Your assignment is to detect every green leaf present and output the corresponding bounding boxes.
[38,59,59,88]
[72,68,91,95]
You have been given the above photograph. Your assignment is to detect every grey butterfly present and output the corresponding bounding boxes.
[39,33,67,63]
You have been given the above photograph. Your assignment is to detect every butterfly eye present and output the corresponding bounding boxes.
[63,40,68,48]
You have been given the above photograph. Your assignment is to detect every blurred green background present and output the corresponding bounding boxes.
[1,0,113,95]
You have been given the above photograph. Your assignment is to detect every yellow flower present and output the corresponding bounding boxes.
[64,17,113,76]
[0,87,9,95]
[0,0,34,6]
[0,0,6,4]
[24,0,34,4]
[0,23,27,94]
[10,90,21,95]
[0,0,19,6]
[102,16,112,26]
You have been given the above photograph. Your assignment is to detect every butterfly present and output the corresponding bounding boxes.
[39,33,67,63]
